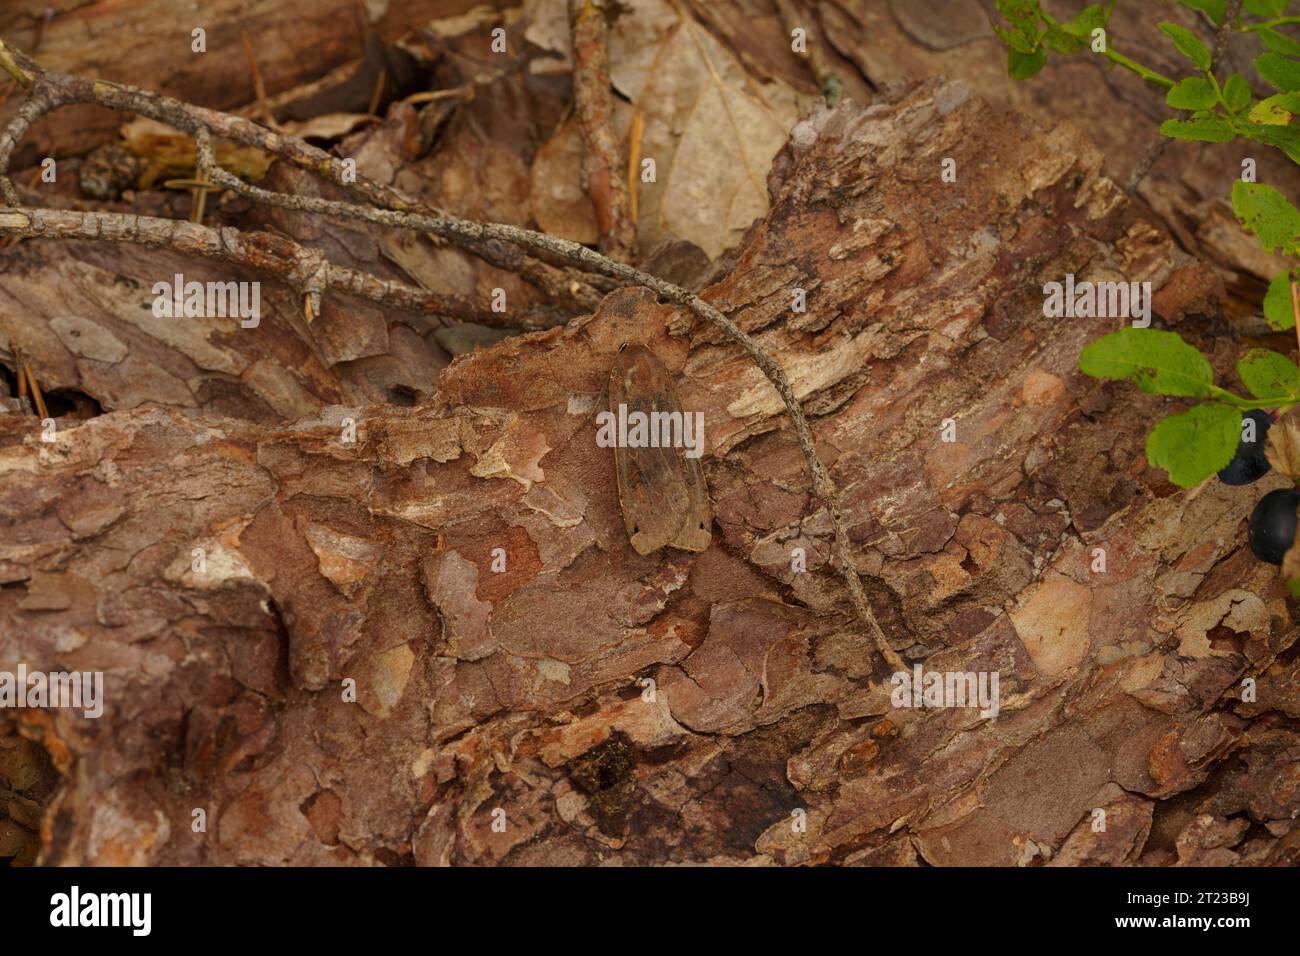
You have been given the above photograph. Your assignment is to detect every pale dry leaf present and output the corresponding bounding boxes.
[1282,534,1300,582]
[611,0,808,258]
[529,0,808,259]
[531,114,601,244]
[422,5,509,40]
[280,112,379,141]
[1266,410,1300,479]
[522,0,573,69]
[120,117,271,184]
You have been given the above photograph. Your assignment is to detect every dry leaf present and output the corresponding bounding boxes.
[611,0,807,258]
[1281,532,1300,582]
[529,0,808,259]
[121,117,272,187]
[280,112,380,142]
[1266,410,1300,479]
[531,114,602,244]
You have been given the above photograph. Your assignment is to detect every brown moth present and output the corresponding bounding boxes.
[606,344,712,555]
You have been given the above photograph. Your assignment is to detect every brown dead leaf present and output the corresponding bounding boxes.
[280,112,380,142]
[121,117,271,187]
[612,0,808,258]
[529,0,808,259]
[1283,523,1300,582]
[1266,410,1300,479]
[531,114,602,244]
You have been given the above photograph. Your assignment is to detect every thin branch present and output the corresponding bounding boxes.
[0,38,906,673]
[24,358,47,419]
[0,41,605,314]
[196,138,906,670]
[569,0,637,261]
[0,205,553,329]
[239,29,280,131]
[1127,0,1244,195]
[1212,0,1246,66]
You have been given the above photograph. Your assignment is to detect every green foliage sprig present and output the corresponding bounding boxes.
[1079,182,1300,487]
[1079,328,1295,486]
[992,0,1300,159]
[992,2,1300,489]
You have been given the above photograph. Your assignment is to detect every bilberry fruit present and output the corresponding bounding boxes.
[1248,487,1300,565]
[1218,410,1273,486]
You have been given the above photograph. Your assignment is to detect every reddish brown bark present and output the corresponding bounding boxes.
[3,79,1295,866]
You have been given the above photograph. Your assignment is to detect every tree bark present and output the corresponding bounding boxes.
[2,79,1297,866]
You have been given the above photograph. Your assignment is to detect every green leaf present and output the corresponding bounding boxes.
[1248,92,1300,123]
[1145,403,1243,487]
[1245,0,1291,15]
[1255,51,1300,91]
[1062,3,1108,37]
[1238,348,1300,398]
[1178,0,1227,23]
[996,0,1042,35]
[1239,121,1300,154]
[1265,269,1297,329]
[1008,46,1047,79]
[1260,28,1300,59]
[1042,25,1084,54]
[1167,76,1219,109]
[1287,576,1300,598]
[994,23,1039,54]
[1160,115,1237,141]
[1159,21,1213,70]
[1232,180,1300,253]
[1078,328,1216,397]
[1224,73,1252,112]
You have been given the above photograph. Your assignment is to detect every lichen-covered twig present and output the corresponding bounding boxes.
[0,205,552,329]
[569,0,638,261]
[0,37,905,673]
[0,38,605,314]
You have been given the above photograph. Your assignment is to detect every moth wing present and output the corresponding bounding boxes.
[609,346,712,555]
[669,446,712,553]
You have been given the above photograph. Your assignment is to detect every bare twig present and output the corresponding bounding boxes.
[239,29,280,130]
[1211,0,1244,65]
[0,205,555,330]
[0,38,906,672]
[569,0,637,262]
[0,41,604,313]
[15,347,47,419]
[193,138,905,668]
[1125,138,1168,196]
[367,69,386,116]
[627,110,643,222]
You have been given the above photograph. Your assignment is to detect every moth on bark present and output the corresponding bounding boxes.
[605,344,712,555]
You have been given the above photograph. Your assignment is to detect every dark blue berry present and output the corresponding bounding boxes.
[1248,487,1300,565]
[1218,410,1273,486]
